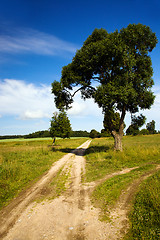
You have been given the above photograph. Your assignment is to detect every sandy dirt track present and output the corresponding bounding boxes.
[1,140,159,240]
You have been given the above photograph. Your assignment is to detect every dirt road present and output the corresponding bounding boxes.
[1,140,158,240]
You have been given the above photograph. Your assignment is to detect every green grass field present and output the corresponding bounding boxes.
[125,170,160,240]
[0,135,160,239]
[0,137,87,209]
[85,135,160,239]
[85,135,160,182]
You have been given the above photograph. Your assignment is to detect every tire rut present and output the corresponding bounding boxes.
[104,164,160,239]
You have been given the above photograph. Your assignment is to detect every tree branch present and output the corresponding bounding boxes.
[71,85,96,98]
[72,87,85,97]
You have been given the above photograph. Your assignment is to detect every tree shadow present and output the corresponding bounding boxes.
[85,145,112,156]
[51,146,90,156]
[50,146,75,154]
[50,145,112,157]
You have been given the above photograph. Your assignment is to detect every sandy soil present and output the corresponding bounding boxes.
[1,140,159,240]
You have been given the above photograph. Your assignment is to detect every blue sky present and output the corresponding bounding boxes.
[0,0,160,135]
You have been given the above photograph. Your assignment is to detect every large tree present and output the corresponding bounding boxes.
[50,111,72,145]
[52,24,157,150]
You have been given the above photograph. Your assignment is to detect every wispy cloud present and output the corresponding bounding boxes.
[0,79,102,120]
[0,79,55,119]
[0,28,79,56]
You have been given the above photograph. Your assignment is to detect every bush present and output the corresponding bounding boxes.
[89,129,101,138]
[139,129,149,135]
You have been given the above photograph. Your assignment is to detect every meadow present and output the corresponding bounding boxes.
[0,137,87,209]
[85,135,160,239]
[0,135,160,239]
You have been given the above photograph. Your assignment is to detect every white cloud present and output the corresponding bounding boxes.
[0,79,159,131]
[0,79,102,121]
[0,79,56,119]
[0,28,78,56]
[68,97,102,117]
[21,110,50,120]
[67,88,102,117]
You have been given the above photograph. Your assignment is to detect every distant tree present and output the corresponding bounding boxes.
[89,129,100,138]
[146,120,156,134]
[51,24,157,151]
[101,129,111,137]
[70,130,90,137]
[24,130,51,139]
[50,111,72,145]
[126,125,139,136]
[126,114,146,135]
[139,129,149,135]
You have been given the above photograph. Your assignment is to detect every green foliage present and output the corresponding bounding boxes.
[139,128,149,135]
[126,114,146,135]
[50,111,72,139]
[0,135,24,140]
[146,120,156,134]
[126,125,139,136]
[131,114,146,127]
[0,130,90,140]
[70,130,90,137]
[25,130,51,139]
[126,171,160,240]
[101,129,111,137]
[0,131,51,140]
[51,23,157,150]
[103,110,121,133]
[89,129,101,138]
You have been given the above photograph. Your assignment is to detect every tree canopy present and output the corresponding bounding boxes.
[89,129,101,139]
[126,114,146,135]
[52,24,157,150]
[146,120,156,134]
[50,111,72,144]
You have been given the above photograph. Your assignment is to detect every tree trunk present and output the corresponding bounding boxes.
[112,107,126,151]
[114,133,123,151]
[52,137,56,146]
[112,131,123,151]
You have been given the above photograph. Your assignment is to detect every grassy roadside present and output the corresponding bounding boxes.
[85,135,160,182]
[91,164,155,221]
[84,135,160,238]
[125,170,160,240]
[0,138,87,209]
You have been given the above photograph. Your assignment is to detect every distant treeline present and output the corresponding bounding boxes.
[0,130,90,140]
[1,127,160,140]
[0,135,25,140]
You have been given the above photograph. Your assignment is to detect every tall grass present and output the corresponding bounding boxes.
[85,135,160,182]
[125,170,160,240]
[0,138,87,209]
[92,165,155,221]
[85,135,160,239]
